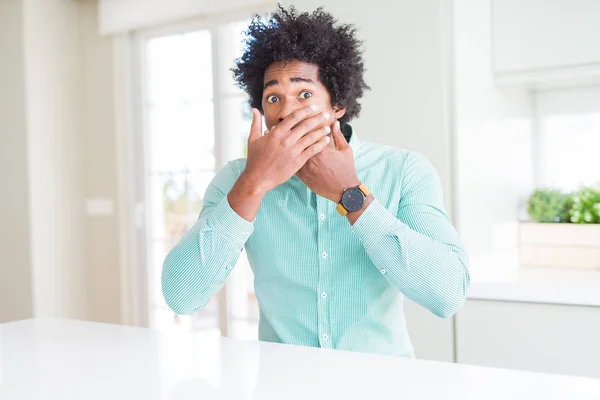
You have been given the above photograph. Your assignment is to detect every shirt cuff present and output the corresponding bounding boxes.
[351,199,401,249]
[208,195,255,248]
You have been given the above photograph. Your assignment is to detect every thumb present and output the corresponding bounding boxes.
[248,108,263,143]
[331,120,348,150]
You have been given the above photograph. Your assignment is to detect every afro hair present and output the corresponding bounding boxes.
[232,4,370,127]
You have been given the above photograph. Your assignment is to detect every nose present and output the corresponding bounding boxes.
[277,98,302,123]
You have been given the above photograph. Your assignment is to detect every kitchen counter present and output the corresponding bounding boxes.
[468,252,600,306]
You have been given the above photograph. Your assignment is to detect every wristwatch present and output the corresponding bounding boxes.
[336,184,370,216]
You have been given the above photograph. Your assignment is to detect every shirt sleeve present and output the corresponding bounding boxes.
[351,152,470,318]
[161,159,254,315]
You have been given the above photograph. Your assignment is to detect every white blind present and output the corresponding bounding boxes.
[98,0,273,35]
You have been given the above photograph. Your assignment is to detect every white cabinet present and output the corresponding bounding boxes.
[455,300,600,379]
[492,0,600,86]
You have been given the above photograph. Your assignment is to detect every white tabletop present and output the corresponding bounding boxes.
[2,319,600,399]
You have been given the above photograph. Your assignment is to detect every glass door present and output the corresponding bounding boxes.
[134,18,260,339]
[142,30,219,333]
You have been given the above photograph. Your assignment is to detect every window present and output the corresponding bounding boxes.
[534,86,600,192]
[133,17,259,339]
[456,85,600,278]
[143,29,219,334]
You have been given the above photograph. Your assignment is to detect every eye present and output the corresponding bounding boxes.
[299,91,312,99]
[266,95,279,104]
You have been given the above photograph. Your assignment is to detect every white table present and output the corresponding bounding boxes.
[1,319,600,399]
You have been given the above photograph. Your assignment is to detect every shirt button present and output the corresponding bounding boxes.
[226,265,232,270]
[321,251,328,259]
[381,269,386,275]
[321,292,327,299]
[322,334,328,341]
[319,213,325,221]
[243,232,249,238]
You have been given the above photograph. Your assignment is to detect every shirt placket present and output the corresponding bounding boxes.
[316,195,332,348]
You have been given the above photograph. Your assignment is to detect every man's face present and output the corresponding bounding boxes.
[261,60,345,130]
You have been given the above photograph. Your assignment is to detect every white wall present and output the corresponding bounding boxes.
[80,0,123,324]
[0,0,34,323]
[22,0,86,319]
[282,0,453,209]
[0,0,127,323]
[492,0,600,74]
[98,0,272,35]
[453,0,534,265]
[281,0,455,361]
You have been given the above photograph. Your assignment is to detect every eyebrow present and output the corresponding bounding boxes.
[263,77,316,90]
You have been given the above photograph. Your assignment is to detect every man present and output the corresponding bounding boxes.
[162,5,469,358]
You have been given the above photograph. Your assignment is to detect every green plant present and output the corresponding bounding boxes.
[527,189,572,223]
[569,187,600,224]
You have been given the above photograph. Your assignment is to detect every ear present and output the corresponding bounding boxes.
[333,105,346,120]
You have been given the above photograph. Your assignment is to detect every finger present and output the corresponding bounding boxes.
[327,122,335,148]
[288,110,332,142]
[248,108,263,143]
[274,105,322,134]
[331,120,348,150]
[296,126,331,151]
[299,135,330,164]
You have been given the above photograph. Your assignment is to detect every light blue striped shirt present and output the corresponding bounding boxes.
[162,125,470,357]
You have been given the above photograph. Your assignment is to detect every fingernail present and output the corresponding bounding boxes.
[310,104,318,111]
[323,112,330,119]
[325,126,331,133]
[325,136,330,143]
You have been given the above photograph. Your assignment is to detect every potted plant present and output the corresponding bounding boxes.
[520,187,600,269]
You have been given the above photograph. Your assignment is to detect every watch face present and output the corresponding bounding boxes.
[341,187,365,212]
